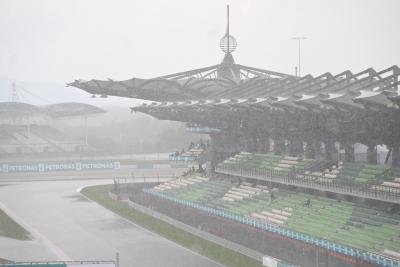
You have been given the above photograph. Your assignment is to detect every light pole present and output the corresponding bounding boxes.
[292,37,307,77]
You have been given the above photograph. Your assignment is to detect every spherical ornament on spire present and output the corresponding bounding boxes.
[220,34,237,53]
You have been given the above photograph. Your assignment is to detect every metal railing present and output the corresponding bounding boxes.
[216,165,400,204]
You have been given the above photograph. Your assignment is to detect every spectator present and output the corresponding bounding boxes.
[303,199,311,208]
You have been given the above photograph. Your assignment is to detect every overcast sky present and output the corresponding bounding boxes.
[0,0,399,101]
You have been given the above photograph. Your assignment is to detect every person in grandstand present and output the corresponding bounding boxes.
[303,199,311,208]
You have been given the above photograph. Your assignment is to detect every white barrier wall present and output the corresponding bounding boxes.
[262,256,278,267]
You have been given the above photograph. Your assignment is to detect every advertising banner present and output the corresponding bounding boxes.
[0,161,121,173]
[0,262,115,267]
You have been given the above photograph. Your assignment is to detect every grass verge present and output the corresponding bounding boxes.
[81,184,261,267]
[0,209,30,240]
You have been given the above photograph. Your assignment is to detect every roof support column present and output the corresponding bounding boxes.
[304,141,315,159]
[324,141,337,161]
[273,139,286,155]
[344,143,355,162]
[288,138,304,157]
[392,145,400,168]
[209,135,218,177]
[367,145,378,165]
[257,135,270,153]
[263,136,271,153]
[246,137,256,152]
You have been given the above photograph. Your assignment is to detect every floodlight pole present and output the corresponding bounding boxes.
[292,37,307,77]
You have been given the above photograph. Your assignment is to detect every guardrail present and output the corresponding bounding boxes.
[113,174,179,186]
[168,155,196,162]
[215,165,400,204]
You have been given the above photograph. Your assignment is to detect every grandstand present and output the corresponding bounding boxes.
[146,176,400,257]
[72,6,400,267]
[0,102,105,155]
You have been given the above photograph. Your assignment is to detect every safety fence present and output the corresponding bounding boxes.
[143,188,399,267]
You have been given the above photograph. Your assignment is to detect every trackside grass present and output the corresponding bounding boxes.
[81,184,261,267]
[0,209,30,240]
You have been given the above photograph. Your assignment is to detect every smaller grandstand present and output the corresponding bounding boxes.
[0,102,105,156]
[0,125,83,153]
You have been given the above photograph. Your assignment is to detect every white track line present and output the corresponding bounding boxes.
[0,201,73,261]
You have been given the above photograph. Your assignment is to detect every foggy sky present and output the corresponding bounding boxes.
[1,0,399,85]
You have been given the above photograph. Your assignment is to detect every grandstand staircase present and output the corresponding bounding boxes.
[4,128,38,153]
[0,125,81,154]
[31,126,66,153]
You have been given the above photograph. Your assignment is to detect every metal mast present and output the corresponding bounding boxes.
[227,5,230,53]
[292,37,307,77]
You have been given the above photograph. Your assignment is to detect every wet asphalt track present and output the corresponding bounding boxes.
[0,180,223,267]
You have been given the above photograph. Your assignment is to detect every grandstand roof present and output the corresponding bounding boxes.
[130,65,400,115]
[43,102,105,117]
[67,53,294,102]
[0,102,46,117]
[0,102,105,118]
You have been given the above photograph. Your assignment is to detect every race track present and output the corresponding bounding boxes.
[0,180,222,267]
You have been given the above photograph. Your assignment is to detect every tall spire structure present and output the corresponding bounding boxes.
[218,5,240,80]
[227,5,230,52]
[219,5,237,54]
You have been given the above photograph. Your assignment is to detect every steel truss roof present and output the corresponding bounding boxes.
[132,65,400,117]
[67,54,294,102]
